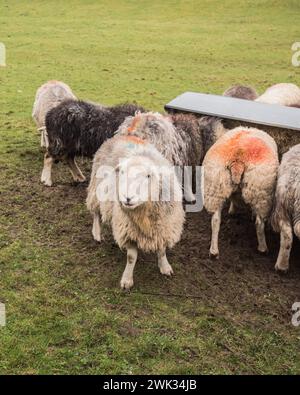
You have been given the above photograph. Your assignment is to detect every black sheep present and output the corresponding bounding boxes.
[41,100,146,186]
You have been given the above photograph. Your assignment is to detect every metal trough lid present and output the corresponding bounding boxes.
[165,92,300,131]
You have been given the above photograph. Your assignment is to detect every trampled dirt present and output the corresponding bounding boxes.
[38,158,300,328]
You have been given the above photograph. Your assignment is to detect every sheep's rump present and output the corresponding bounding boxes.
[46,100,146,158]
[223,118,300,158]
[256,83,300,107]
[32,80,76,128]
[271,144,300,236]
[203,127,279,214]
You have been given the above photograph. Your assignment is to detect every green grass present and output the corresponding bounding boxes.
[1,0,300,374]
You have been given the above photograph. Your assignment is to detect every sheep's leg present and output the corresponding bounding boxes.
[41,152,54,187]
[209,208,222,259]
[92,212,102,242]
[157,248,174,276]
[228,193,240,215]
[39,126,49,148]
[120,243,138,290]
[40,130,44,147]
[228,200,236,215]
[275,220,293,272]
[255,215,268,253]
[67,156,86,183]
[184,168,196,203]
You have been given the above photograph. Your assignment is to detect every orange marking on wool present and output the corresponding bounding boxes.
[206,131,275,181]
[121,135,146,145]
[127,115,141,133]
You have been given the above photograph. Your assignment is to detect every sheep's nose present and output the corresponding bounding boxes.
[126,197,131,204]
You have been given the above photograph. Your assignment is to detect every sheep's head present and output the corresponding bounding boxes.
[116,155,181,210]
[116,156,158,210]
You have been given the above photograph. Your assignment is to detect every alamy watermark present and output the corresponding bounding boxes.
[291,42,300,67]
[0,303,5,327]
[292,302,300,327]
[95,163,204,213]
[0,42,6,67]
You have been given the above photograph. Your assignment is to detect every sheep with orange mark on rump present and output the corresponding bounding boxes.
[203,126,279,258]
[86,134,185,290]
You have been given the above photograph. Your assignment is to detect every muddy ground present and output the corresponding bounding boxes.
[45,159,300,321]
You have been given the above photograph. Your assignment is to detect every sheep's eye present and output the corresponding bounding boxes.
[147,174,151,178]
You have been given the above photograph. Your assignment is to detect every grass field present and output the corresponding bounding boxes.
[0,0,300,374]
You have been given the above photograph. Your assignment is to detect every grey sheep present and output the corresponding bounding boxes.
[223,84,258,100]
[116,111,225,202]
[271,144,300,272]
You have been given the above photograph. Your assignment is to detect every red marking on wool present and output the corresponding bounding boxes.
[121,135,146,145]
[127,116,141,133]
[206,131,275,179]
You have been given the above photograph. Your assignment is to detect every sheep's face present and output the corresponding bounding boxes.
[116,157,160,210]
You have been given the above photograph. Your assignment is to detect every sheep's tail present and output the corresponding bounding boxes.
[229,160,245,185]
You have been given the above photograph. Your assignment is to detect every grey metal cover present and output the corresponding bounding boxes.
[165,92,300,131]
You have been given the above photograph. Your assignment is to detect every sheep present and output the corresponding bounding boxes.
[271,144,300,272]
[203,126,279,258]
[41,100,146,186]
[223,84,258,100]
[32,80,77,148]
[86,134,185,289]
[115,111,223,202]
[224,83,300,157]
[256,83,300,107]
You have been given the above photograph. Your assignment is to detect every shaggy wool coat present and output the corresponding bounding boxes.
[87,134,185,252]
[46,100,146,158]
[272,144,300,238]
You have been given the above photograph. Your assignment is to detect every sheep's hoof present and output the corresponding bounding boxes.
[257,247,269,255]
[160,265,174,277]
[73,176,86,183]
[275,262,289,274]
[228,208,236,216]
[41,178,52,187]
[120,278,134,290]
[209,251,219,260]
[92,232,101,243]
[184,197,196,204]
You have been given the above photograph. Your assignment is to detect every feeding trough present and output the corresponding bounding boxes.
[165,92,300,156]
